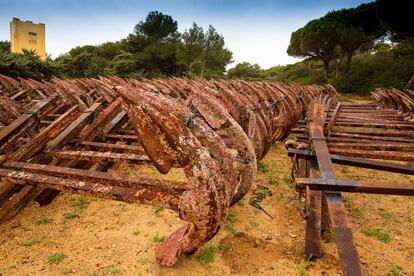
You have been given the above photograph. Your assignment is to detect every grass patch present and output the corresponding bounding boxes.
[339,165,350,174]
[343,197,353,209]
[350,207,364,218]
[197,243,217,267]
[224,224,236,235]
[400,174,409,179]
[275,193,284,202]
[244,221,259,231]
[152,233,165,243]
[154,206,164,217]
[218,243,230,253]
[224,213,237,234]
[104,265,121,275]
[63,212,79,222]
[48,252,66,264]
[132,229,141,236]
[323,231,336,242]
[120,207,129,212]
[137,258,149,265]
[283,175,294,188]
[267,177,279,186]
[379,208,392,220]
[389,265,403,276]
[71,197,90,210]
[237,199,246,206]
[295,258,311,276]
[362,228,391,243]
[20,239,40,247]
[226,213,237,223]
[257,188,271,197]
[257,161,270,173]
[35,217,53,225]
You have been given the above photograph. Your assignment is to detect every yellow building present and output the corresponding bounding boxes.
[10,18,46,60]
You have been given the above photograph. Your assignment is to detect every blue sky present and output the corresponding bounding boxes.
[0,0,370,68]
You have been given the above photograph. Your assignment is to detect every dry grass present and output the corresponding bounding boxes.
[0,129,414,275]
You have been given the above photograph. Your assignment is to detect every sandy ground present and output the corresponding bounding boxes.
[1,141,414,276]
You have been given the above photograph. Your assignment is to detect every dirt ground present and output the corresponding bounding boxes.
[1,121,414,275]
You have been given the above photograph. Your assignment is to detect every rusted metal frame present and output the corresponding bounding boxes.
[75,141,145,154]
[339,107,384,112]
[0,185,38,223]
[334,128,414,138]
[2,102,99,209]
[101,133,137,141]
[35,100,111,204]
[40,120,54,125]
[0,106,82,218]
[0,168,181,209]
[3,161,188,195]
[119,129,135,135]
[334,111,409,120]
[334,111,410,119]
[334,121,414,129]
[308,102,362,276]
[339,104,377,108]
[288,149,414,175]
[328,148,414,162]
[334,117,408,124]
[304,159,323,258]
[9,89,28,101]
[330,132,414,143]
[334,114,407,121]
[291,127,307,134]
[327,141,414,151]
[9,106,80,162]
[44,149,150,163]
[296,178,414,195]
[309,103,335,180]
[326,136,411,144]
[46,102,101,150]
[326,102,341,136]
[79,97,123,141]
[0,97,57,153]
[33,159,90,206]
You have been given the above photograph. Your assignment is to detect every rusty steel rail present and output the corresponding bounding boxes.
[287,87,414,276]
[0,75,333,266]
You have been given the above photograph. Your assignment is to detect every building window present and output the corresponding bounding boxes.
[28,32,37,42]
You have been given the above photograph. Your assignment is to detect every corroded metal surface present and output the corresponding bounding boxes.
[0,75,329,266]
[288,87,414,276]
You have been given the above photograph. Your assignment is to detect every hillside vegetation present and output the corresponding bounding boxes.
[229,0,413,94]
[0,0,413,95]
[0,11,232,80]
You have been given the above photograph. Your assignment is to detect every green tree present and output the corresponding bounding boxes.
[1,11,233,80]
[288,18,341,80]
[108,52,140,78]
[227,62,261,79]
[126,11,184,77]
[200,25,233,78]
[134,11,179,40]
[0,48,56,80]
[178,22,205,77]
[0,41,11,52]
[325,3,384,73]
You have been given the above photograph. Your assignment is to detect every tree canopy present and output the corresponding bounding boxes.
[286,0,413,87]
[227,62,261,79]
[134,11,178,40]
[0,11,233,80]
